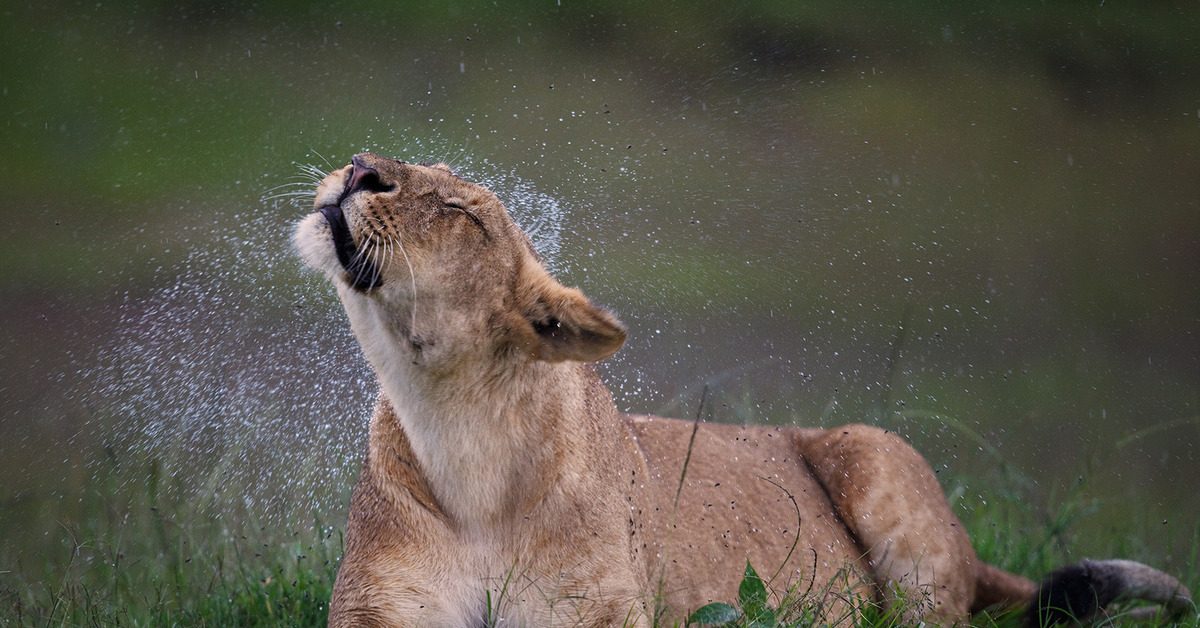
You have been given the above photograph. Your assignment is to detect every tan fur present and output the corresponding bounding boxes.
[293,153,1171,627]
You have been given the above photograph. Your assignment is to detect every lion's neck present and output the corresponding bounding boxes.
[372,348,604,529]
[344,293,619,529]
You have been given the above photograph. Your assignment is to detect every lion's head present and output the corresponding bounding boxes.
[294,153,626,376]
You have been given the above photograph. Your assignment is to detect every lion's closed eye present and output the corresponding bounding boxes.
[445,198,487,233]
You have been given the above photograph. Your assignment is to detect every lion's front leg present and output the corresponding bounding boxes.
[793,424,978,623]
[329,560,482,628]
[330,471,485,628]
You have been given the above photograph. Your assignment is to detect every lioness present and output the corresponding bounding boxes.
[294,153,1191,627]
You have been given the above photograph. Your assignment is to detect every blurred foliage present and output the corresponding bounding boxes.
[3,0,1197,199]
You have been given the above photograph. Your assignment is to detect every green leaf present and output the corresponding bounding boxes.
[745,607,778,627]
[738,561,769,617]
[687,602,741,625]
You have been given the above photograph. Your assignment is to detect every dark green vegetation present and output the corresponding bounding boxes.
[2,0,1198,626]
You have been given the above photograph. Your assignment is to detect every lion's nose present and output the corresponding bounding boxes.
[345,159,396,196]
[346,155,394,195]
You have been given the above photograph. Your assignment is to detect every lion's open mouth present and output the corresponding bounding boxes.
[319,203,382,291]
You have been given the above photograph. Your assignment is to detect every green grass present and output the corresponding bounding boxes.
[0,454,342,627]
[3,450,1196,628]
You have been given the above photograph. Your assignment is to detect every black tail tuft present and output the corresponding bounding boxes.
[1026,560,1126,627]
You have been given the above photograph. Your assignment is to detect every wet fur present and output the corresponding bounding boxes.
[294,153,1191,627]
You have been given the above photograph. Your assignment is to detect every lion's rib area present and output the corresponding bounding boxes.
[626,416,874,613]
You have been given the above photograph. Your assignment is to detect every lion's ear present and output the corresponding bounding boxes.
[519,273,626,363]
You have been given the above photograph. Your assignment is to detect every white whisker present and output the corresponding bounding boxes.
[264,189,317,203]
[265,180,318,204]
[370,240,384,286]
[349,231,376,266]
[308,150,337,172]
[265,188,313,197]
[349,236,376,288]
[383,237,396,275]
[265,181,311,193]
[395,232,419,334]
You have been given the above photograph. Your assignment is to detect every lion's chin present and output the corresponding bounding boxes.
[294,207,383,292]
[293,211,342,277]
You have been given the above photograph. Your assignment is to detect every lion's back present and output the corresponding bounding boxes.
[623,415,871,617]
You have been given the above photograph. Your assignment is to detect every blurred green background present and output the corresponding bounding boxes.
[2,0,1198,594]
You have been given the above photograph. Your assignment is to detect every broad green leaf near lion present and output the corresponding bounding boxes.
[687,601,741,625]
[688,562,781,627]
[738,561,773,623]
